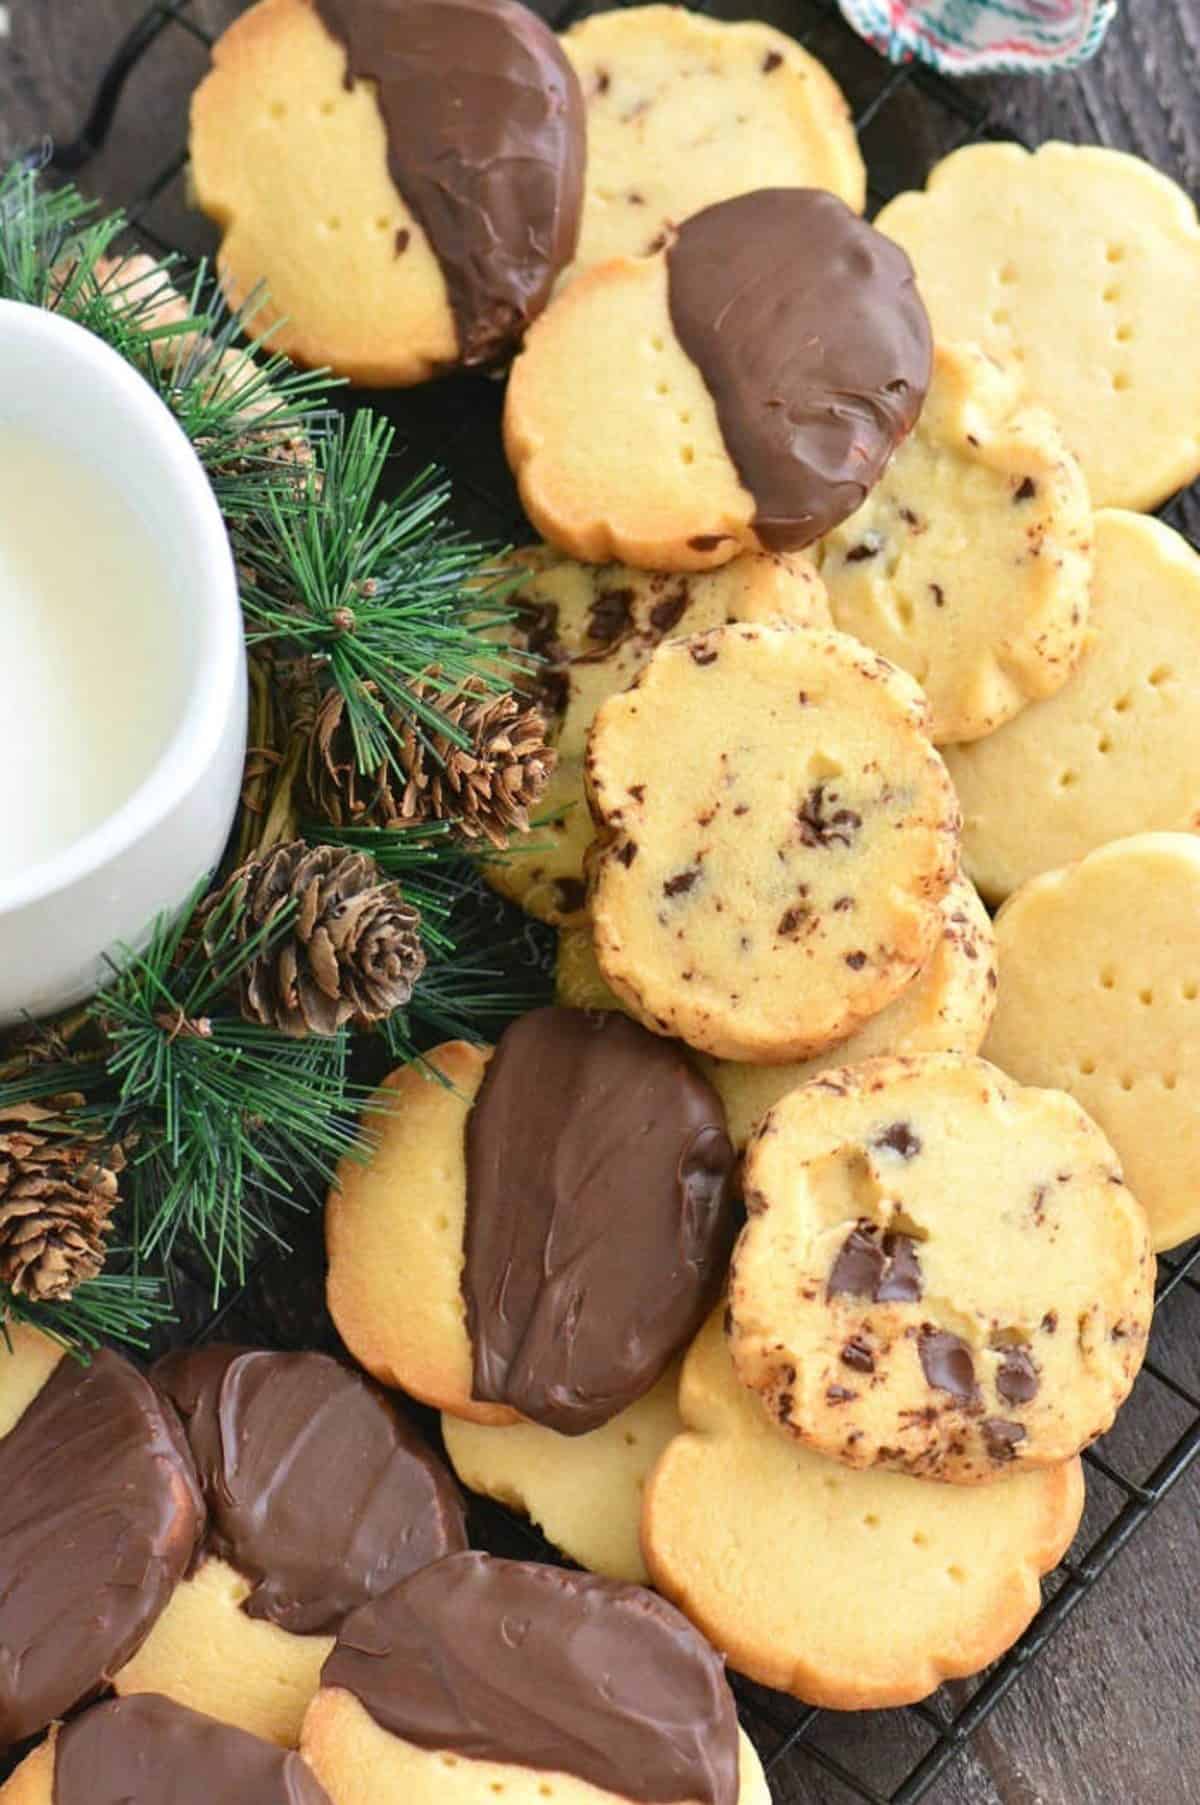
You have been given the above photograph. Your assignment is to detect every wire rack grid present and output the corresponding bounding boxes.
[30,1,1200,1800]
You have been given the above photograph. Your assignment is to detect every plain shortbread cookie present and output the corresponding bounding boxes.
[586,624,960,1063]
[818,340,1092,744]
[641,1311,1085,1709]
[986,832,1200,1252]
[946,510,1200,903]
[728,1054,1154,1483]
[875,142,1200,511]
[562,5,864,278]
[442,1358,683,1584]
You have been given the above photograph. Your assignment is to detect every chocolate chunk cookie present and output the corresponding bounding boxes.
[728,1054,1154,1483]
[586,623,960,1062]
[484,542,829,926]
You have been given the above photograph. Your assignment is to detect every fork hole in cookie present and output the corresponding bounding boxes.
[1163,1074,1179,1091]
[319,99,337,117]
[1183,981,1199,1001]
[997,262,1018,286]
[650,334,665,353]
[1111,371,1131,392]
[912,1531,928,1548]
[624,1431,638,1447]
[1056,769,1078,789]
[680,445,695,466]
[1139,988,1154,1006]
[1097,735,1112,754]
[1114,693,1132,713]
[947,1565,967,1584]
[1119,1074,1135,1091]
[1080,1057,1096,1075]
[1148,665,1174,687]
[1106,243,1126,264]
[1102,284,1121,304]
[436,1213,450,1232]
[863,1513,880,1529]
[269,100,287,120]
[1115,323,1134,344]
[1099,969,1116,990]
[991,308,1010,327]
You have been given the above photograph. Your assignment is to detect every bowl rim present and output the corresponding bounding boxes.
[0,298,242,918]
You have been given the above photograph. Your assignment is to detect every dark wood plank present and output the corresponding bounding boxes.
[2,5,1199,1804]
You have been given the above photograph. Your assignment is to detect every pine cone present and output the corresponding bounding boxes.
[207,842,427,1036]
[0,1100,120,1302]
[402,677,557,848]
[304,686,405,831]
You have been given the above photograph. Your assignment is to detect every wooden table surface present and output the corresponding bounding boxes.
[2,3,1199,1802]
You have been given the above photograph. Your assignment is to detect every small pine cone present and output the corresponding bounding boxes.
[404,677,557,848]
[304,686,405,831]
[207,841,427,1037]
[0,1099,120,1302]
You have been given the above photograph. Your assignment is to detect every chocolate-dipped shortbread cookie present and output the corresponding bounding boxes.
[115,1348,466,1746]
[191,0,585,383]
[326,1007,737,1433]
[301,1552,768,1804]
[505,188,932,570]
[0,1328,203,1748]
[0,1694,329,1805]
[728,1054,1155,1483]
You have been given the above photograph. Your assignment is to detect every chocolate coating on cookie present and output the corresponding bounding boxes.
[153,1347,466,1635]
[313,0,584,366]
[666,189,932,549]
[53,1694,330,1805]
[0,1351,203,1745]
[322,1552,740,1805]
[464,1006,737,1433]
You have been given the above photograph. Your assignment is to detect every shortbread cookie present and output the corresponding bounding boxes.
[875,142,1200,510]
[557,873,997,1147]
[0,1332,203,1745]
[115,1347,465,1745]
[729,1054,1154,1483]
[562,5,865,279]
[987,833,1200,1252]
[587,624,960,1062]
[302,1553,767,1805]
[327,1010,735,1432]
[642,1311,1085,1708]
[946,511,1200,903]
[0,1695,330,1805]
[505,189,932,569]
[192,0,584,384]
[486,543,829,925]
[818,341,1092,743]
[442,1357,683,1584]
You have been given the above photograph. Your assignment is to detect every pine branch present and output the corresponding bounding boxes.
[3,1271,173,1356]
[236,415,524,775]
[92,885,367,1296]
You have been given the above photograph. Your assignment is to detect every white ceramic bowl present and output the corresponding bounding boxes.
[0,299,246,1025]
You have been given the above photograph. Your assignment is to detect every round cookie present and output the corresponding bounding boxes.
[327,1009,736,1432]
[442,1356,683,1584]
[114,1347,466,1746]
[875,142,1200,511]
[505,188,932,570]
[562,5,865,280]
[642,1311,1085,1709]
[946,510,1200,903]
[191,0,584,384]
[486,543,829,926]
[0,1332,203,1746]
[817,340,1093,744]
[729,1054,1154,1483]
[556,873,997,1149]
[0,1695,330,1805]
[986,833,1200,1252]
[586,623,960,1063]
[301,1553,768,1805]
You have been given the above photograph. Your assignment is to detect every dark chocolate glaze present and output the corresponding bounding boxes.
[153,1346,467,1635]
[53,1693,331,1805]
[666,189,933,549]
[0,1351,203,1747]
[322,1552,740,1805]
[312,0,585,367]
[463,1007,737,1433]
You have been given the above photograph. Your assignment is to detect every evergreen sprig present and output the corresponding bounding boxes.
[3,1273,173,1356]
[92,884,367,1295]
[237,413,524,776]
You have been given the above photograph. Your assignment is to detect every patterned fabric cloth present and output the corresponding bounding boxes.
[838,0,1116,73]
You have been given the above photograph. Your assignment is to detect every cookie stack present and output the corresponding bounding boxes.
[6,0,1195,1791]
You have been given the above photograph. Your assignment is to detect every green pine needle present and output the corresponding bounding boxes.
[93,887,368,1297]
[2,1272,174,1356]
[237,413,523,774]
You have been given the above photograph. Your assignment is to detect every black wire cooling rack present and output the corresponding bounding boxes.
[32,1,1200,1800]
